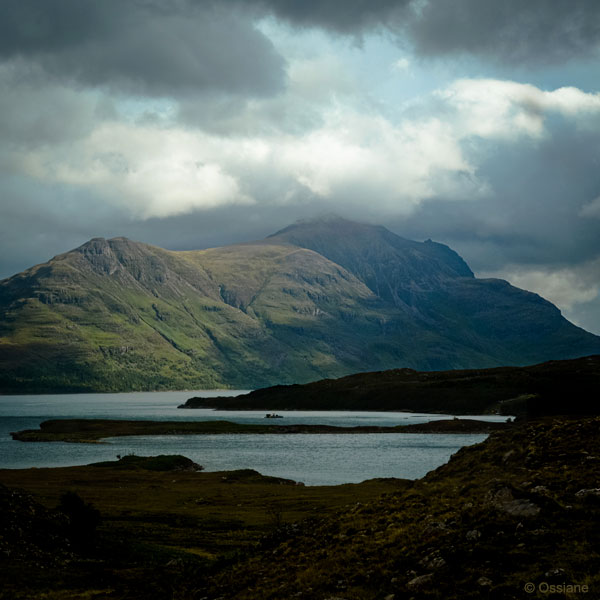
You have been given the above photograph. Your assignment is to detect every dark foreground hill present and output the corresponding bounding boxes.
[204,416,600,600]
[1,217,599,392]
[182,354,600,416]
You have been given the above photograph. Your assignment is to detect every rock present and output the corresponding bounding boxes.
[531,486,549,494]
[478,577,492,587]
[489,486,540,517]
[466,529,481,541]
[419,550,446,570]
[166,558,184,567]
[545,568,566,579]
[504,499,541,517]
[502,450,515,463]
[422,521,448,537]
[407,574,434,590]
[575,488,600,498]
[384,595,395,600]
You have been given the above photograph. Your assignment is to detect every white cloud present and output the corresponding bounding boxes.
[17,123,254,218]
[392,57,411,71]
[288,55,357,100]
[7,94,480,219]
[7,76,600,220]
[437,79,600,140]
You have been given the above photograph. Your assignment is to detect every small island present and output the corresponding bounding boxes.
[11,417,509,444]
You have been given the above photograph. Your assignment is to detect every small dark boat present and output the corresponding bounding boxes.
[265,413,283,419]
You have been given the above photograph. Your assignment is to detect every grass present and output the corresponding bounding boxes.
[0,458,405,600]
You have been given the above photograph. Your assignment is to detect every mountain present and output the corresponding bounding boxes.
[267,217,600,367]
[1,217,599,393]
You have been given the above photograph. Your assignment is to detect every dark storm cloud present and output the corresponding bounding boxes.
[251,0,600,66]
[0,0,285,97]
[395,120,600,272]
[0,178,327,281]
[409,0,600,65]
[248,0,411,34]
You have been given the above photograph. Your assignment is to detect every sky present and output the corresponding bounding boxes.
[1,0,600,334]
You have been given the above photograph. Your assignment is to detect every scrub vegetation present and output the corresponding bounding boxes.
[2,416,600,599]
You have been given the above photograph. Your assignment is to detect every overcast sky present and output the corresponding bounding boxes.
[1,0,600,334]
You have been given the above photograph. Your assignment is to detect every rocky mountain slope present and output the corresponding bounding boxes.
[1,217,599,392]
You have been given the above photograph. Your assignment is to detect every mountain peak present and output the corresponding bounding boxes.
[268,215,388,240]
[267,216,474,307]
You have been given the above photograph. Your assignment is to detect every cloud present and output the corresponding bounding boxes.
[395,104,600,273]
[4,0,599,111]
[177,53,356,136]
[250,0,410,34]
[7,77,600,223]
[5,99,481,220]
[392,57,411,72]
[436,79,600,140]
[250,0,600,68]
[0,0,285,97]
[13,122,256,218]
[409,0,600,66]
[0,63,114,150]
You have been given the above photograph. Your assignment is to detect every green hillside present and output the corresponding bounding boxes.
[1,218,599,392]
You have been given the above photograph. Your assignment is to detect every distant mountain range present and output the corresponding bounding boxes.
[1,216,599,393]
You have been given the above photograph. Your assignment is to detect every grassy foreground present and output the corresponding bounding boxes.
[11,417,507,443]
[2,416,600,599]
[0,457,405,600]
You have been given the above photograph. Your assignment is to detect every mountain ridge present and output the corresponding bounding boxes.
[1,217,599,393]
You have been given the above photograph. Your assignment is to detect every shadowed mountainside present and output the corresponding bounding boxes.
[1,217,599,392]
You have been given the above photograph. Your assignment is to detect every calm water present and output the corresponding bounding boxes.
[0,391,505,485]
